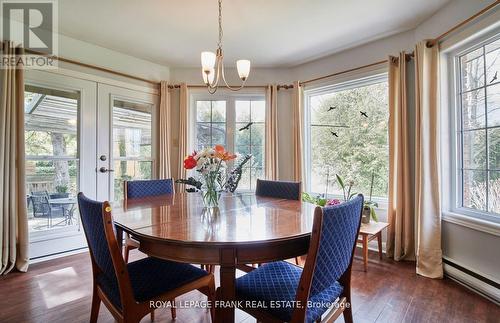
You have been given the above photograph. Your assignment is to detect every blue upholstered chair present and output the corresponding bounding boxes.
[124,178,174,199]
[234,194,364,323]
[77,193,215,323]
[123,179,174,262]
[254,179,302,266]
[255,179,301,201]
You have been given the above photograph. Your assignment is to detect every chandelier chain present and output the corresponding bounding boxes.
[217,0,223,49]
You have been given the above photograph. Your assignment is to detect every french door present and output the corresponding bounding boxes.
[25,71,157,258]
[96,84,158,201]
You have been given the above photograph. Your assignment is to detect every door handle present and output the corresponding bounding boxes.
[99,167,115,173]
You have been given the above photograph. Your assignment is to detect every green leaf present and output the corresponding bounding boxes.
[317,198,327,207]
[370,207,378,222]
[349,192,357,199]
[336,174,345,189]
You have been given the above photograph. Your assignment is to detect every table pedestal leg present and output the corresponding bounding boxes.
[362,234,368,272]
[218,248,236,323]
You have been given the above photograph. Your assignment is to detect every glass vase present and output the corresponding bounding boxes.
[200,187,222,208]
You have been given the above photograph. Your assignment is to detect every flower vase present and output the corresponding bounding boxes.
[200,187,222,208]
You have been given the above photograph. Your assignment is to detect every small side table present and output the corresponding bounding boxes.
[358,221,389,272]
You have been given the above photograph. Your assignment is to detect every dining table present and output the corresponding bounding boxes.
[112,192,316,322]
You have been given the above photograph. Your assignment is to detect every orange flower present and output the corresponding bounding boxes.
[213,145,236,161]
[214,145,225,154]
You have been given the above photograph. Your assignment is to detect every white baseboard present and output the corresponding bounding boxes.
[443,263,500,304]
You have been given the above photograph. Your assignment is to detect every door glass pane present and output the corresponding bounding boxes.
[113,100,153,201]
[25,86,80,233]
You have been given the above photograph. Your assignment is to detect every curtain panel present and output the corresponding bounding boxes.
[0,41,29,274]
[292,81,304,184]
[177,83,189,183]
[387,52,416,261]
[414,41,443,279]
[265,85,279,180]
[158,81,172,179]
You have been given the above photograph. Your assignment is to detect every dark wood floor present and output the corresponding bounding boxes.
[0,249,498,323]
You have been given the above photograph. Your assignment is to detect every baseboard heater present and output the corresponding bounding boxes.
[443,258,500,304]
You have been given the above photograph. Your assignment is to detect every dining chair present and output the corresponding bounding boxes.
[234,194,364,323]
[123,179,174,263]
[255,179,302,201]
[254,179,302,266]
[30,190,64,228]
[77,192,215,323]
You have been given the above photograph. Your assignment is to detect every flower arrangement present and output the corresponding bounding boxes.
[183,145,237,207]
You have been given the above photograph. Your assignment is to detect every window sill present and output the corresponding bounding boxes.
[442,211,500,237]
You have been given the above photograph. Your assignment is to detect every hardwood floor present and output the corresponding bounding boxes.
[0,249,498,323]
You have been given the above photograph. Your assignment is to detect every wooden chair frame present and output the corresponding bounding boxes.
[236,199,363,323]
[80,194,215,323]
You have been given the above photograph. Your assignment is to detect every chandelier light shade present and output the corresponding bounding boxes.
[201,0,250,93]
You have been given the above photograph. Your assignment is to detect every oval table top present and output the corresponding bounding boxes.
[112,192,317,246]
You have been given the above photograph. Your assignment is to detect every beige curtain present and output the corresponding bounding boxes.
[177,83,189,182]
[292,81,304,183]
[265,85,279,180]
[158,81,172,179]
[387,53,416,261]
[414,41,443,279]
[0,41,29,274]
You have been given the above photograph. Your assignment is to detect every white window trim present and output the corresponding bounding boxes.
[189,88,266,191]
[441,25,500,228]
[303,72,389,202]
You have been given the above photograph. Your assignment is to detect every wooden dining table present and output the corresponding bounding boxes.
[112,192,316,322]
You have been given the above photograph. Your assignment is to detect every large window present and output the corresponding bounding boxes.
[193,95,265,190]
[305,74,389,199]
[456,35,500,216]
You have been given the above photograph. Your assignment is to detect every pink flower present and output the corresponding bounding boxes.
[326,199,342,206]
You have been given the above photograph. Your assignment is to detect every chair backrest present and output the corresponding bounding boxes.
[31,191,50,214]
[77,193,133,310]
[124,179,174,199]
[293,194,363,320]
[255,179,301,200]
[77,193,117,283]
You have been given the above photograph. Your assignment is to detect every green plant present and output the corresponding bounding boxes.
[302,192,328,206]
[336,174,357,201]
[55,185,68,194]
[364,172,378,221]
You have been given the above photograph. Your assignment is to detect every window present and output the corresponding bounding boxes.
[112,100,153,201]
[24,86,80,232]
[456,35,500,216]
[305,74,389,199]
[193,95,265,190]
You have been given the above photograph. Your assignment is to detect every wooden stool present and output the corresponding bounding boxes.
[358,221,389,272]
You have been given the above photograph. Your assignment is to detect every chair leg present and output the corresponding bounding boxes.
[377,232,383,260]
[295,257,300,265]
[150,310,155,321]
[90,286,101,323]
[343,293,353,323]
[170,299,176,319]
[124,244,130,263]
[208,277,216,322]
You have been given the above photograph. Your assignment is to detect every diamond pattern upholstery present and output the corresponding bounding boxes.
[78,194,118,289]
[310,195,363,295]
[236,261,343,322]
[255,179,301,200]
[97,257,209,309]
[235,195,363,322]
[126,179,174,199]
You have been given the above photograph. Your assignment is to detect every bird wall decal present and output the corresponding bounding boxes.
[327,106,337,112]
[360,111,368,118]
[491,71,498,84]
[330,131,339,137]
[238,122,253,131]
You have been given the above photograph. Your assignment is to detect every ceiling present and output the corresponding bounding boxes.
[58,0,451,68]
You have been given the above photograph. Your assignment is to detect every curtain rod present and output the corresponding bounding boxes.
[427,0,499,47]
[168,84,295,89]
[300,60,387,85]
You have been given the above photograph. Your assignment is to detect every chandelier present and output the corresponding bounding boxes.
[201,0,251,94]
